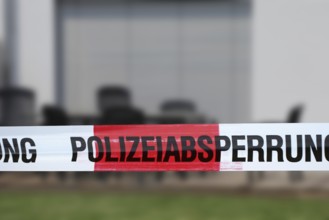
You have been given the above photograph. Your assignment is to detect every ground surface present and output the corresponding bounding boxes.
[0,191,329,220]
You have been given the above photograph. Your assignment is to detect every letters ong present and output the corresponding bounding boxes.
[71,134,329,163]
[0,138,36,163]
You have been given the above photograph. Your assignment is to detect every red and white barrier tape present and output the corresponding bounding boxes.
[1,123,329,171]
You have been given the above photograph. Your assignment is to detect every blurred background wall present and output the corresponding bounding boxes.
[0,0,5,88]
[253,0,329,122]
[2,0,251,123]
[2,0,55,113]
[1,0,329,123]
[56,0,250,123]
[0,0,329,122]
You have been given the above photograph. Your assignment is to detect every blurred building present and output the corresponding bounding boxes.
[1,0,251,123]
[1,0,329,123]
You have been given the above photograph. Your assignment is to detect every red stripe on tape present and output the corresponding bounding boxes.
[93,124,220,171]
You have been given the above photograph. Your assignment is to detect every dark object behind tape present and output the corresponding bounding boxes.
[42,106,69,126]
[99,107,145,125]
[98,86,131,113]
[0,87,35,126]
[161,99,195,112]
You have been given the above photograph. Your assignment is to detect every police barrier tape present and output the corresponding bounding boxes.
[2,123,329,171]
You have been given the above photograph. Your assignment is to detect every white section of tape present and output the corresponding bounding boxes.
[0,126,94,171]
[220,123,329,171]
